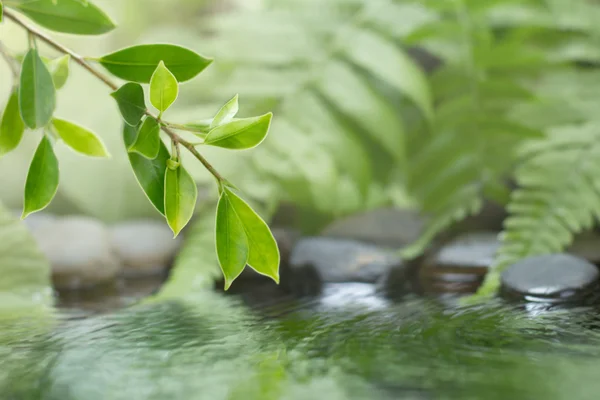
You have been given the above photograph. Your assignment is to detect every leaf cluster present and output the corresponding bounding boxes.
[0,0,279,287]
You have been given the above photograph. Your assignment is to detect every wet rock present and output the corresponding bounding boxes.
[110,220,182,276]
[289,238,404,285]
[501,254,599,302]
[321,208,425,248]
[419,232,500,294]
[568,232,600,265]
[29,216,121,290]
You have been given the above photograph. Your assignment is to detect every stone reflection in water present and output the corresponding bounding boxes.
[5,287,600,399]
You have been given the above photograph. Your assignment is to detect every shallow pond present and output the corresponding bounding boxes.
[3,282,600,400]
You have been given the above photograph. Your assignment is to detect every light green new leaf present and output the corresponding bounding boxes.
[47,55,70,90]
[150,61,178,113]
[19,48,56,129]
[164,164,197,237]
[204,113,272,150]
[0,1,3,23]
[216,191,249,289]
[123,124,169,215]
[211,94,239,129]
[0,89,25,156]
[22,136,59,219]
[5,0,115,35]
[98,44,213,83]
[128,117,160,159]
[225,188,279,283]
[52,118,109,158]
[111,82,146,126]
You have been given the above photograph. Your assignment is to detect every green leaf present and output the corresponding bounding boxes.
[123,124,170,215]
[150,61,179,113]
[225,188,279,284]
[204,113,272,150]
[98,44,213,83]
[0,1,3,23]
[47,54,70,90]
[19,48,56,129]
[215,191,249,289]
[52,118,109,158]
[5,0,115,35]
[0,89,25,156]
[128,117,160,159]
[211,94,239,129]
[164,163,197,237]
[22,135,59,219]
[111,83,146,126]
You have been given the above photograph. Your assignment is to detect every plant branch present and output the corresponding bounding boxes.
[3,7,225,183]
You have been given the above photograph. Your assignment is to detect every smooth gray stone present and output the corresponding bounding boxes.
[289,237,404,283]
[501,254,599,301]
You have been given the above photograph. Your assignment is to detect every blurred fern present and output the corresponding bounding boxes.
[186,0,434,216]
[180,0,600,295]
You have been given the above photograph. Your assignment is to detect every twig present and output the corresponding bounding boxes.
[3,8,225,183]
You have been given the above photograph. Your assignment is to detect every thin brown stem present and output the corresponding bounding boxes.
[3,8,225,182]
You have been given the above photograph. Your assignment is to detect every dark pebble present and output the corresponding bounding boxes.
[418,232,500,294]
[501,254,599,302]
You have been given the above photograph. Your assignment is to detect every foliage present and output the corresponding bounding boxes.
[0,201,52,314]
[0,0,279,287]
[187,0,433,216]
[185,0,600,295]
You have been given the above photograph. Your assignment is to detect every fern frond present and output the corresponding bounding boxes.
[184,0,433,215]
[477,123,600,296]
[403,0,570,254]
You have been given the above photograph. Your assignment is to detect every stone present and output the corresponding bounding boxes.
[110,220,182,276]
[501,254,599,302]
[289,237,404,284]
[320,208,425,248]
[568,232,600,265]
[418,232,500,294]
[18,211,56,231]
[28,216,121,290]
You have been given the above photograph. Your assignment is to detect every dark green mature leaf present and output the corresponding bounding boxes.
[52,118,109,158]
[98,44,213,83]
[211,94,239,129]
[19,48,56,129]
[5,0,115,35]
[123,124,169,215]
[225,188,279,283]
[216,191,249,289]
[128,117,160,159]
[111,83,146,126]
[22,136,59,219]
[47,55,70,90]
[164,163,197,237]
[204,113,272,150]
[150,61,178,113]
[0,89,25,156]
